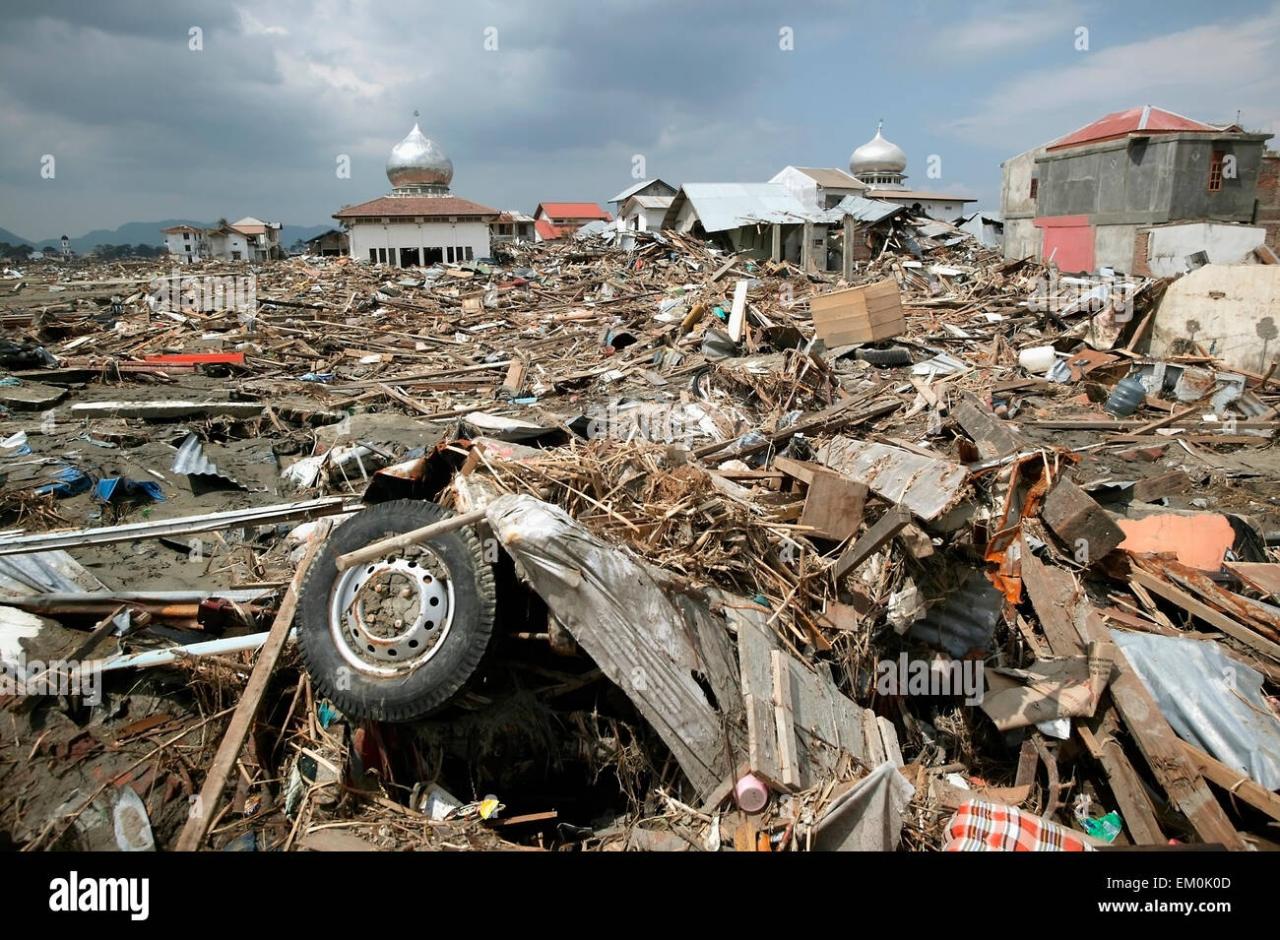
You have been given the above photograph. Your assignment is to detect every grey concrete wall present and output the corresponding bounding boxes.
[1094,223,1139,271]
[1003,217,1042,261]
[1167,138,1265,220]
[1000,148,1041,219]
[1035,134,1268,226]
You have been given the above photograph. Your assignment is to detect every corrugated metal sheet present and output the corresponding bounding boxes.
[0,550,107,597]
[908,570,1003,659]
[820,195,902,225]
[1113,630,1280,790]
[172,433,244,488]
[671,183,820,233]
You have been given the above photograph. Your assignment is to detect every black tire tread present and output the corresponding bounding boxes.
[854,346,913,367]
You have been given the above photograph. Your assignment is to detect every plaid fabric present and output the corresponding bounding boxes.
[943,800,1092,852]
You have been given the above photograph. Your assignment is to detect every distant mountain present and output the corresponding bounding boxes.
[280,224,335,248]
[1,220,335,253]
[0,227,32,247]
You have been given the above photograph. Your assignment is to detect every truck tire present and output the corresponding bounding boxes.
[854,346,913,367]
[297,500,496,723]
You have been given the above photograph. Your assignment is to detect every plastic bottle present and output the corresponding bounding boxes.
[1105,374,1146,417]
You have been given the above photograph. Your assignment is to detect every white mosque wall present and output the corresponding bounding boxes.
[347,220,492,266]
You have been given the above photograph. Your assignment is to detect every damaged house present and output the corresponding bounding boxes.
[609,178,677,230]
[1002,105,1274,274]
[772,126,977,222]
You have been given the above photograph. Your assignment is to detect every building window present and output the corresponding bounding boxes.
[183,232,190,240]
[464,247,474,261]
[1029,178,1038,199]
[1208,150,1225,192]
[369,248,378,262]
[446,246,455,263]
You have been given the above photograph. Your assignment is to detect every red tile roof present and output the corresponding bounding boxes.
[534,218,563,240]
[334,195,500,219]
[535,202,612,221]
[1047,106,1228,151]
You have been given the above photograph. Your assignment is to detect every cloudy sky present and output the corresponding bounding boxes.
[2,0,1278,240]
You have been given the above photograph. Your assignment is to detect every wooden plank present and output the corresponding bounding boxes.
[877,716,904,768]
[798,471,866,542]
[1022,539,1166,845]
[1019,541,1086,654]
[733,605,870,789]
[831,506,911,579]
[728,279,748,343]
[1227,562,1280,598]
[174,527,327,851]
[1040,478,1124,562]
[770,650,801,789]
[1078,608,1246,849]
[1179,740,1280,823]
[1130,568,1280,663]
[952,396,1022,460]
[861,710,886,765]
[744,694,783,788]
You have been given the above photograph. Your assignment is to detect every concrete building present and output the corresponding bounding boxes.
[1258,150,1280,251]
[1004,106,1273,273]
[770,166,867,212]
[205,222,254,262]
[533,202,612,241]
[163,225,207,262]
[303,229,349,257]
[616,194,674,232]
[229,217,282,261]
[608,179,676,225]
[334,123,499,267]
[164,218,282,263]
[999,145,1046,262]
[491,211,535,245]
[848,123,976,219]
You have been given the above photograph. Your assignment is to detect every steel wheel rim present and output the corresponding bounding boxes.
[328,546,454,678]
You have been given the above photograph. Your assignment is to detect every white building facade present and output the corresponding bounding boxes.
[334,123,498,266]
[163,225,206,262]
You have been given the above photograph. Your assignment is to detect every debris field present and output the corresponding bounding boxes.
[2,220,1279,853]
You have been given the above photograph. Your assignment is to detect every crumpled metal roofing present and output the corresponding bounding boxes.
[1112,630,1280,790]
[818,195,904,225]
[0,550,107,597]
[668,183,821,233]
[907,569,1003,659]
[171,433,244,488]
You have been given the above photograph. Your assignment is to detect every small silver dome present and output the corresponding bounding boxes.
[386,123,453,191]
[850,123,907,176]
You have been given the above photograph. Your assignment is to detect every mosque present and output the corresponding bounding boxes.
[773,122,976,220]
[333,122,499,267]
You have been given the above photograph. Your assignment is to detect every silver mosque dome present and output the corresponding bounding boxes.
[386,123,454,190]
[850,124,908,176]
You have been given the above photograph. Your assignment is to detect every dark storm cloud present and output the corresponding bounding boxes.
[2,1,1274,239]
